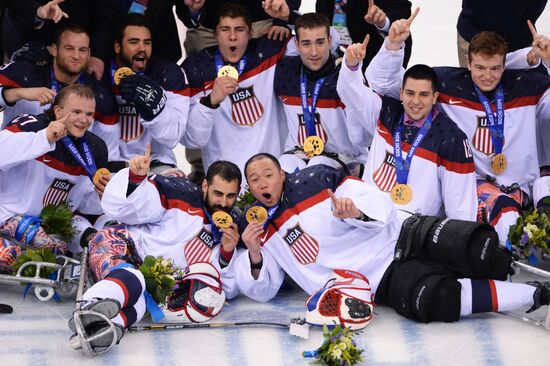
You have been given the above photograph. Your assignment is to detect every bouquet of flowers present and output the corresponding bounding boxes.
[305,324,365,366]
[507,208,550,262]
[12,248,57,278]
[40,202,74,242]
[138,256,182,304]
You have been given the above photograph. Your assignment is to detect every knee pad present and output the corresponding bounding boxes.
[387,259,460,323]
[279,154,306,174]
[420,217,510,279]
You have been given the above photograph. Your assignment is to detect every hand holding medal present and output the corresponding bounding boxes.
[212,211,233,229]
[113,67,135,85]
[245,206,268,225]
[93,168,111,199]
[210,66,239,105]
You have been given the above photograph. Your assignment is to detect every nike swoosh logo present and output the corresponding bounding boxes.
[42,158,51,163]
[260,230,269,243]
[187,208,202,215]
[448,99,462,105]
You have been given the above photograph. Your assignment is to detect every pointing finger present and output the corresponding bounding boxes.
[144,143,151,160]
[368,0,374,8]
[406,7,420,26]
[362,34,370,49]
[527,20,538,40]
[327,189,339,206]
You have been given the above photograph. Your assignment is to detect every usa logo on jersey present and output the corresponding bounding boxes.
[297,112,328,146]
[472,116,506,156]
[373,151,397,192]
[230,86,264,126]
[284,224,319,265]
[118,103,144,142]
[185,228,214,265]
[43,179,74,207]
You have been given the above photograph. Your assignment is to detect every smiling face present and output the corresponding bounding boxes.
[214,16,252,64]
[115,25,152,72]
[295,26,331,71]
[245,157,286,208]
[51,30,90,78]
[202,175,240,215]
[468,52,505,92]
[53,93,95,138]
[399,78,438,122]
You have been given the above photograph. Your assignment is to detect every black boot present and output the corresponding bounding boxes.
[526,281,550,313]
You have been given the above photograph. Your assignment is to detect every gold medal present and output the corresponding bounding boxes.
[245,206,268,225]
[93,168,110,186]
[390,184,413,205]
[303,136,324,158]
[491,153,507,175]
[113,67,135,85]
[212,211,233,229]
[217,65,239,80]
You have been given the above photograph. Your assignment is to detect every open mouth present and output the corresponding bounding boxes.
[262,193,272,200]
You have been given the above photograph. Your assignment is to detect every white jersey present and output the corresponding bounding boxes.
[101,168,239,299]
[181,37,290,174]
[234,165,408,302]
[338,57,477,220]
[0,113,106,225]
[365,42,550,193]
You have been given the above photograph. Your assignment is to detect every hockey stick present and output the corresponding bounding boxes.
[0,304,13,314]
[513,261,550,278]
[129,321,291,332]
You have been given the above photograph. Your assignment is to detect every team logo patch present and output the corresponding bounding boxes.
[373,151,397,192]
[43,179,74,207]
[472,116,505,156]
[119,104,144,142]
[230,86,264,126]
[284,224,319,265]
[185,228,214,265]
[297,113,328,146]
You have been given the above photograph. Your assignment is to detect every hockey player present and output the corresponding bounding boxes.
[364,13,550,245]
[0,24,118,156]
[335,10,477,220]
[235,153,550,329]
[0,85,108,270]
[180,2,297,176]
[101,13,192,175]
[275,13,366,176]
[68,149,242,354]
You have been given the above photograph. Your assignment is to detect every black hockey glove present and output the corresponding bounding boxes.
[118,74,167,121]
[10,41,52,66]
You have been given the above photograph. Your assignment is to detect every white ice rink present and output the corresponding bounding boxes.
[2,1,550,365]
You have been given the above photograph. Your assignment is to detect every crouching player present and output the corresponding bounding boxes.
[68,147,243,355]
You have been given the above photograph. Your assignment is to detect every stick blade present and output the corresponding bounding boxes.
[0,304,13,314]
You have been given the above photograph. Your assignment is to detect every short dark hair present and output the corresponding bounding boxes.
[46,84,95,119]
[295,13,330,40]
[206,160,242,187]
[468,31,508,64]
[403,64,439,93]
[115,13,152,44]
[53,24,89,47]
[214,3,252,32]
[244,153,281,181]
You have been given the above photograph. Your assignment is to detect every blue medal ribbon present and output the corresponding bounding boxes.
[204,209,223,245]
[251,202,279,230]
[61,136,98,181]
[214,50,247,78]
[300,68,326,137]
[393,112,433,185]
[50,67,85,93]
[474,84,505,155]
[15,215,42,246]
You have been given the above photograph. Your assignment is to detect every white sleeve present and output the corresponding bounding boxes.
[0,127,54,170]
[141,91,189,149]
[438,158,478,221]
[89,119,121,161]
[337,59,381,147]
[101,168,165,225]
[211,246,243,300]
[76,186,103,216]
[180,97,215,149]
[335,178,396,230]
[235,249,285,302]
[504,47,543,70]
[536,89,550,120]
[365,38,405,99]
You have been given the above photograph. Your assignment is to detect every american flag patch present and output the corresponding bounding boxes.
[284,224,318,265]
[230,86,264,126]
[297,113,328,146]
[120,112,144,142]
[184,229,214,265]
[43,179,74,207]
[373,151,397,192]
[472,116,493,156]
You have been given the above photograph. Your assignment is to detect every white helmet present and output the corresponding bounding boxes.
[305,269,374,330]
[159,262,225,323]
